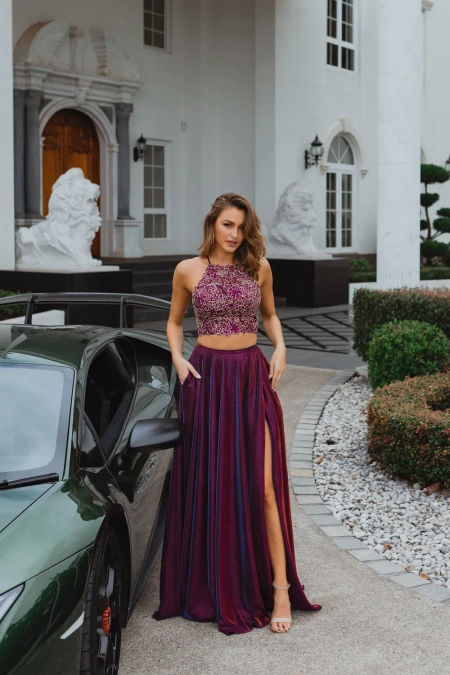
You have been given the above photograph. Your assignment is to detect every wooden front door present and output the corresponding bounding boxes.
[42,109,101,257]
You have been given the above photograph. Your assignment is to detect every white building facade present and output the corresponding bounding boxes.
[0,0,446,268]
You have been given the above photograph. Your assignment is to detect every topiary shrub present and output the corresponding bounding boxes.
[0,291,27,321]
[367,371,450,488]
[353,287,450,361]
[367,320,449,389]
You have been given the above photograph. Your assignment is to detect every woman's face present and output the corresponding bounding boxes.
[213,207,245,254]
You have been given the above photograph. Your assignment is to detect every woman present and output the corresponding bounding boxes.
[153,193,321,635]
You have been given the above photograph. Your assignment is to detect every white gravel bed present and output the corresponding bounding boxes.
[313,375,450,588]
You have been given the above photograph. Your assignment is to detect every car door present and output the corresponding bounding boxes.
[105,337,175,589]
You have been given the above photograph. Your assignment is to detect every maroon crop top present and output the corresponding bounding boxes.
[191,256,261,337]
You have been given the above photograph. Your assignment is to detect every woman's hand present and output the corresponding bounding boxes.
[173,356,201,385]
[269,346,286,391]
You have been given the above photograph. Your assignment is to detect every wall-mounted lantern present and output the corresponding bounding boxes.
[133,134,147,162]
[305,135,324,169]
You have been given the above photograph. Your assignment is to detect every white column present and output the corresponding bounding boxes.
[0,0,15,270]
[377,0,423,289]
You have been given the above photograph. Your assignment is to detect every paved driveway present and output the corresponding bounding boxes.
[121,365,450,675]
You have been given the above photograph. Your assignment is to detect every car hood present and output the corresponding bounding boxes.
[0,471,115,595]
[0,484,52,534]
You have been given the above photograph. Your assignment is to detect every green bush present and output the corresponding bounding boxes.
[350,271,377,283]
[420,266,450,280]
[0,290,27,321]
[367,320,449,389]
[367,371,450,488]
[349,258,375,282]
[353,287,450,361]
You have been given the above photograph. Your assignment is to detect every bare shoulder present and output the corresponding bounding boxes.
[175,256,204,275]
[258,257,272,281]
[174,256,208,291]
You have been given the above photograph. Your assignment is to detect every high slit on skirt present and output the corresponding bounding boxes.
[153,343,321,634]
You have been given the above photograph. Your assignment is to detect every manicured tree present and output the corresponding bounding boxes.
[421,164,450,264]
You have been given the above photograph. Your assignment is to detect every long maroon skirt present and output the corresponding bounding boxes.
[153,343,321,634]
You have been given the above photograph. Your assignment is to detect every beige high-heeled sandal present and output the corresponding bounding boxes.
[270,582,292,633]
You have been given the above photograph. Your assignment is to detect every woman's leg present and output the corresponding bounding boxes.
[264,419,291,632]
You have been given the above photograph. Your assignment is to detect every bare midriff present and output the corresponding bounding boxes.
[196,333,258,350]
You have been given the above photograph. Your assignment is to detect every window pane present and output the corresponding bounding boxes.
[342,23,353,44]
[153,31,165,49]
[153,167,164,188]
[153,188,165,208]
[154,0,164,14]
[144,145,153,165]
[144,166,153,187]
[342,47,355,71]
[153,145,164,166]
[144,188,153,208]
[327,42,338,67]
[328,0,337,20]
[144,0,153,11]
[144,11,152,29]
[154,14,164,32]
[144,214,154,238]
[144,29,154,47]
[154,214,167,238]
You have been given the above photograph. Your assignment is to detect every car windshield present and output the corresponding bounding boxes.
[0,363,74,482]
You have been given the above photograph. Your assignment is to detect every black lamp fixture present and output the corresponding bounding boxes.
[445,155,450,173]
[305,134,324,169]
[133,134,147,162]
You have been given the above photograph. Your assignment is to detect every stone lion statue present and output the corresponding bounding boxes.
[266,182,330,258]
[16,168,102,269]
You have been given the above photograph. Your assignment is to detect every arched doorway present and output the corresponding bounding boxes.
[326,134,356,251]
[42,109,101,256]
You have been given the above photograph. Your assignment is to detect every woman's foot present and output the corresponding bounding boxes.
[270,582,292,633]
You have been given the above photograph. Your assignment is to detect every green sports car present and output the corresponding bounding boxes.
[0,293,192,675]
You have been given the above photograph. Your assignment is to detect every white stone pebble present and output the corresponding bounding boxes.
[313,375,450,588]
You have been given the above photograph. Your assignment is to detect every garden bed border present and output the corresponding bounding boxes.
[290,369,450,606]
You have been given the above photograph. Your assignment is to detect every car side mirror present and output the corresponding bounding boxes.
[116,418,185,472]
[129,418,186,453]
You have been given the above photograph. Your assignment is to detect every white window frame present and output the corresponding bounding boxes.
[327,0,357,72]
[143,139,171,241]
[143,0,172,53]
[326,138,356,252]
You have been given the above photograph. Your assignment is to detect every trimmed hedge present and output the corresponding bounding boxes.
[367,372,450,488]
[367,320,449,389]
[353,287,450,361]
[420,266,450,280]
[0,291,26,321]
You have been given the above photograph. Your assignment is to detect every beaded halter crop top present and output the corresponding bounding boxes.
[191,256,261,337]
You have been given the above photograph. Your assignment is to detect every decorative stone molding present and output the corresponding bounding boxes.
[14,22,142,104]
[422,0,435,11]
[320,118,368,177]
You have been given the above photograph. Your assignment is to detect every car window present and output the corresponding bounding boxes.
[84,341,136,459]
[0,363,73,481]
[134,340,172,393]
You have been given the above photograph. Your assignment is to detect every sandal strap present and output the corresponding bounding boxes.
[272,581,290,590]
[270,617,292,624]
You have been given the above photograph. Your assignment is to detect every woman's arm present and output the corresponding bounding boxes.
[259,258,286,391]
[167,261,201,383]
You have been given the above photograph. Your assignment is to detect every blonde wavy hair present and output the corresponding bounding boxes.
[198,193,266,279]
